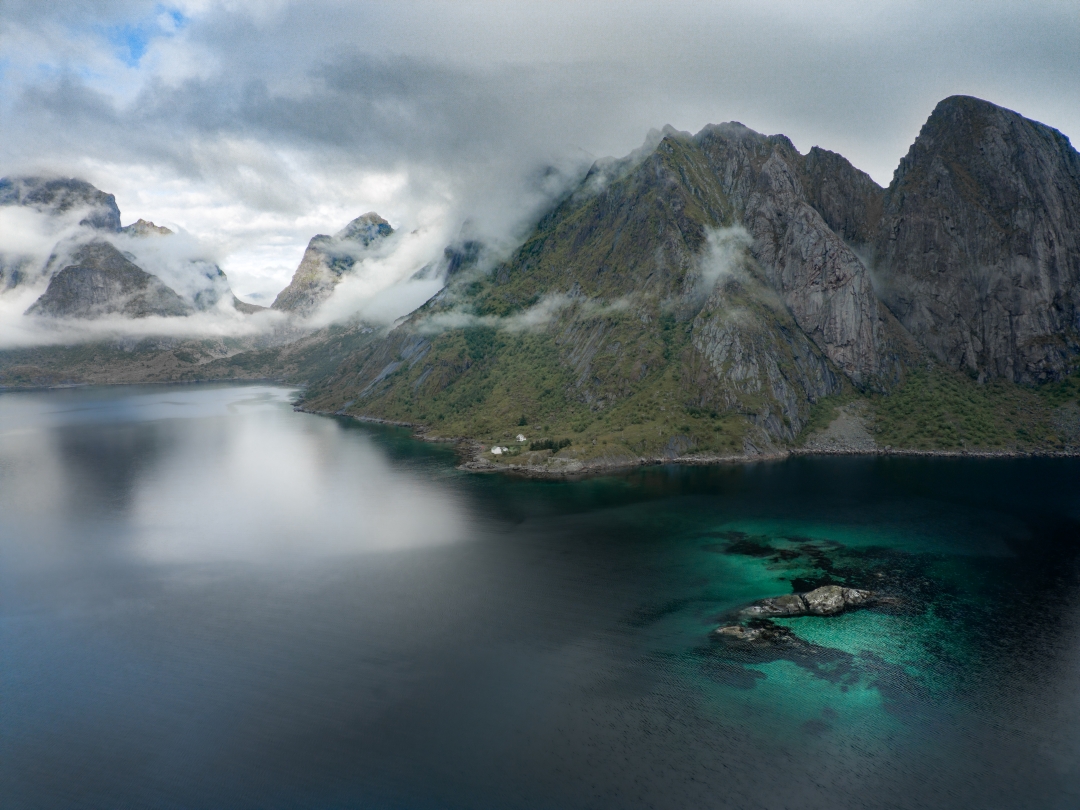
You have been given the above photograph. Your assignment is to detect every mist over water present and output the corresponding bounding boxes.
[2,384,1080,809]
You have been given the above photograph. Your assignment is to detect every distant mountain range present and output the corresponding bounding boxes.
[0,176,263,316]
[3,95,1079,468]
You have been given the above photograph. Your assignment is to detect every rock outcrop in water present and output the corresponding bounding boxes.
[714,586,876,645]
[740,585,875,618]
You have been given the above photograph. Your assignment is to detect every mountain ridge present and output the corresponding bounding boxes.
[3,95,1080,470]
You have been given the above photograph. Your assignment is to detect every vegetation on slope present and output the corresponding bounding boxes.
[868,366,1080,452]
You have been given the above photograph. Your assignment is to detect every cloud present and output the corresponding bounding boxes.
[415,292,630,336]
[307,217,454,327]
[0,200,290,348]
[0,304,286,351]
[0,205,94,275]
[697,226,753,298]
[110,227,229,303]
[2,1,1078,336]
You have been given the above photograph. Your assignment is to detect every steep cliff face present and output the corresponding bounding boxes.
[272,213,393,314]
[874,96,1080,382]
[26,242,193,319]
[688,264,841,445]
[692,124,904,387]
[803,146,884,246]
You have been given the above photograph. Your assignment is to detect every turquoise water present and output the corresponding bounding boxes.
[2,384,1079,808]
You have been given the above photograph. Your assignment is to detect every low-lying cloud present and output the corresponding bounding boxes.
[1,303,285,351]
[2,2,1078,350]
[697,226,752,295]
[416,292,631,336]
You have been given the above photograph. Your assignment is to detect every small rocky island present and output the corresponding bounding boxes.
[715,585,875,644]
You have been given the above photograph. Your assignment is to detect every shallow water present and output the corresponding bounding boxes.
[2,383,1080,809]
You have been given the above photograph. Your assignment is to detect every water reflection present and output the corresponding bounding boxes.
[55,420,176,516]
[0,385,469,564]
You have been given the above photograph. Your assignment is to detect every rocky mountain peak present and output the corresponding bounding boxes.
[121,219,174,237]
[272,212,394,314]
[803,146,884,245]
[875,95,1080,382]
[0,176,122,231]
[890,95,1078,207]
[336,212,393,245]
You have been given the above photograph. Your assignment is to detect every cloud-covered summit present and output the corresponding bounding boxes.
[1,1,1077,304]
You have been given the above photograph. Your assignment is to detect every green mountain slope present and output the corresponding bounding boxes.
[294,103,1080,469]
[296,126,890,466]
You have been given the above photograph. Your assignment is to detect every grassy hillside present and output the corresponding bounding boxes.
[870,366,1080,452]
[300,310,754,465]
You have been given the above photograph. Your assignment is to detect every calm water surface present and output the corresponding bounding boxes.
[2,384,1080,809]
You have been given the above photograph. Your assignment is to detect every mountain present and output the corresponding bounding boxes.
[0,176,263,319]
[121,218,174,237]
[272,212,393,315]
[1,176,124,290]
[3,96,1079,465]
[26,241,193,319]
[873,95,1080,383]
[291,96,1079,466]
[0,176,121,231]
[297,121,918,455]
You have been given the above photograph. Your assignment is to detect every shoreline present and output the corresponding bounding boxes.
[5,383,1075,476]
[457,444,1080,479]
[299,406,1080,478]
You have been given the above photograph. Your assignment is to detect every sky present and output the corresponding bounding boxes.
[2,0,1078,303]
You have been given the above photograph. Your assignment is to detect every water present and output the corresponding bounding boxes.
[2,383,1080,809]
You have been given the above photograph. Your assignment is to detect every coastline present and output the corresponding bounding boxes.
[455,444,1080,479]
[299,405,1080,479]
[6,382,1075,477]
[5,380,1075,475]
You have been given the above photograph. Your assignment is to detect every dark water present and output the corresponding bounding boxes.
[3,384,1080,809]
